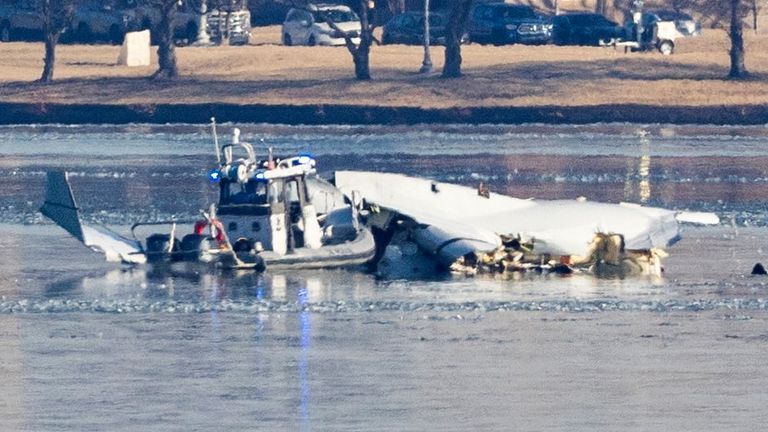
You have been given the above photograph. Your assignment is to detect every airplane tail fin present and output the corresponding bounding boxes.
[40,172,146,264]
[40,171,86,243]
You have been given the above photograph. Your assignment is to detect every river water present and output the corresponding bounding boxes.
[1,123,768,431]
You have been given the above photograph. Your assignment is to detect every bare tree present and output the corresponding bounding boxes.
[676,0,751,79]
[728,0,748,78]
[442,0,472,78]
[149,0,180,79]
[291,1,376,80]
[39,0,76,83]
[348,0,375,80]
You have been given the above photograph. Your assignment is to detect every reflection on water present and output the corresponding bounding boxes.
[623,129,653,204]
[297,285,311,432]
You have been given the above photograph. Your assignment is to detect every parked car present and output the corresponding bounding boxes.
[468,3,550,45]
[249,0,292,26]
[131,0,201,44]
[623,9,700,55]
[69,0,139,44]
[382,11,466,45]
[643,9,701,37]
[131,0,249,46]
[551,13,626,46]
[206,5,251,45]
[0,0,45,42]
[282,4,361,46]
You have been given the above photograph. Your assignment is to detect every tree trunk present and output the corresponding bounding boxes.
[353,48,371,80]
[728,0,748,79]
[443,37,461,78]
[351,0,372,80]
[319,0,373,80]
[38,0,62,84]
[442,0,472,78]
[153,2,178,79]
[39,32,59,83]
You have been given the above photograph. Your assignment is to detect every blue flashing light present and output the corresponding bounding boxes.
[207,169,221,183]
[253,169,268,182]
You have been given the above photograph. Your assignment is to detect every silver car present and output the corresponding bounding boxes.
[282,4,361,46]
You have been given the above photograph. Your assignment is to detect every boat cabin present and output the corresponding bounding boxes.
[215,144,323,256]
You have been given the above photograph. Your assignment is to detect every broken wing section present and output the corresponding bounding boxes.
[336,170,507,266]
[489,200,683,257]
[336,171,719,276]
[40,172,146,265]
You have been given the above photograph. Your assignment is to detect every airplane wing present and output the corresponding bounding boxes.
[335,171,718,264]
[336,170,515,266]
[40,172,146,265]
[478,200,683,255]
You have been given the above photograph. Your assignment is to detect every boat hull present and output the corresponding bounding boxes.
[259,227,376,270]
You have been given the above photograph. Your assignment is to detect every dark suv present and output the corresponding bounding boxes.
[0,0,45,42]
[468,3,549,45]
[551,13,626,46]
[382,11,458,45]
[69,0,139,44]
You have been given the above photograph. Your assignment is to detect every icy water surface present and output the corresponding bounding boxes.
[2,123,768,431]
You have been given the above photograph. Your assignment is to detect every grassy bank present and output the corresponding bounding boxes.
[0,26,766,123]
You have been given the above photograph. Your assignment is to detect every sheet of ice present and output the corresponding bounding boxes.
[1,124,768,430]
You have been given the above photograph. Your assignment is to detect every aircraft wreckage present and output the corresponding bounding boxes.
[334,171,718,278]
[40,126,718,278]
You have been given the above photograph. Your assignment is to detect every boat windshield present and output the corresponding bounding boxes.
[223,180,268,205]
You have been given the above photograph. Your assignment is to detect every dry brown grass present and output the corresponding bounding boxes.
[0,26,766,109]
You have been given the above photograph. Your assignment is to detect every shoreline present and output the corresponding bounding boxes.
[2,102,767,125]
[2,30,766,126]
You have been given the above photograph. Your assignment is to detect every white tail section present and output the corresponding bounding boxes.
[40,172,146,264]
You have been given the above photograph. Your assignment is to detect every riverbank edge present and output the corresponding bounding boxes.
[2,102,767,125]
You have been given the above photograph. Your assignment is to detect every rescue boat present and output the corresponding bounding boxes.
[40,126,376,271]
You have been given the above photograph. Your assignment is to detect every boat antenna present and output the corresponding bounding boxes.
[211,117,221,164]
